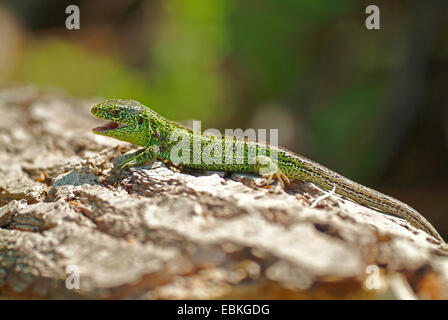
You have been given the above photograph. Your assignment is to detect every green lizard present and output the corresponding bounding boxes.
[91,99,444,243]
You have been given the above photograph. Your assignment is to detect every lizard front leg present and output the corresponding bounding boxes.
[120,145,160,170]
[254,155,290,188]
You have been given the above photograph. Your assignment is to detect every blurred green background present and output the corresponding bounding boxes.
[1,0,448,235]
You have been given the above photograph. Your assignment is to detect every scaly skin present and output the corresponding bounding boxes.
[91,99,444,242]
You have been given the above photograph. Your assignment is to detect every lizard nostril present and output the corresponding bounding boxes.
[92,106,98,114]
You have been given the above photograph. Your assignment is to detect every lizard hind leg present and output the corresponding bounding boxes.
[254,155,291,188]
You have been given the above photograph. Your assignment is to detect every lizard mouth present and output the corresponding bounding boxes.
[93,121,129,132]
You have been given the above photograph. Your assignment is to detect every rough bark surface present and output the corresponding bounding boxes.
[1,86,448,299]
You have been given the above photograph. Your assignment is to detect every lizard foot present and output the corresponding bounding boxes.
[119,145,160,171]
[255,155,291,188]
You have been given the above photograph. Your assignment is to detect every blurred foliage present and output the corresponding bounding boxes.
[16,39,148,100]
[11,0,228,123]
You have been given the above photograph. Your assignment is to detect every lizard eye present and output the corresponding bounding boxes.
[111,109,120,117]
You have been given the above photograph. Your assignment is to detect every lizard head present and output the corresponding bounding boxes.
[91,99,150,146]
